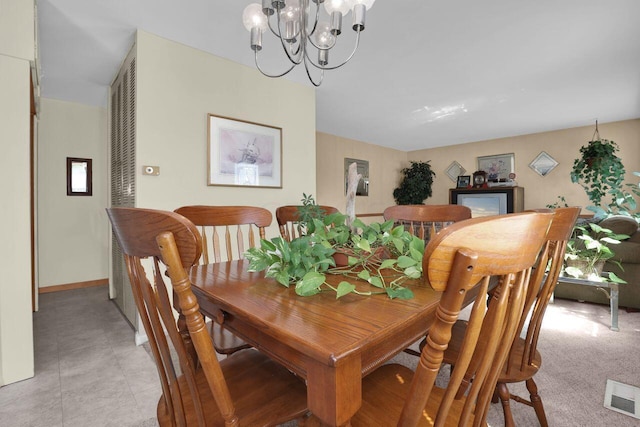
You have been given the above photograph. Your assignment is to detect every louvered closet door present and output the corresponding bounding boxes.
[110,48,137,327]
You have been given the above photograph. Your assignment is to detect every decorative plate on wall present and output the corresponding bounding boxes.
[445,161,466,182]
[529,151,558,177]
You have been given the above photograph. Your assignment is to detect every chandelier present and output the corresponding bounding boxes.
[242,0,375,86]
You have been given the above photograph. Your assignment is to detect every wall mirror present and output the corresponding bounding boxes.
[67,157,93,196]
[344,158,369,196]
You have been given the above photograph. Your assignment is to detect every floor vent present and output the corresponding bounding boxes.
[604,379,640,419]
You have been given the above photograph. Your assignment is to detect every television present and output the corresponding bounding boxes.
[449,187,523,218]
[455,193,508,218]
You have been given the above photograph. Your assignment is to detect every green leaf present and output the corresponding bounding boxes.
[357,270,371,281]
[296,271,326,296]
[356,238,372,253]
[607,272,627,284]
[397,255,417,268]
[260,239,277,252]
[369,276,384,288]
[404,266,422,279]
[336,281,356,298]
[386,287,414,300]
[380,259,397,269]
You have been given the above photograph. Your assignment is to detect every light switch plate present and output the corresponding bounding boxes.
[143,165,160,176]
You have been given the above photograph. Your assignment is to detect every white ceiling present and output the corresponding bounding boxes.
[36,0,640,151]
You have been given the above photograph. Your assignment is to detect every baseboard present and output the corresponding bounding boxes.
[39,279,108,293]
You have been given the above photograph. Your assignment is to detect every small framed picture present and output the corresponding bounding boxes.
[456,175,471,188]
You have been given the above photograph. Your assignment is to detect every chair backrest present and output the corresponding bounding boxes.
[383,204,472,241]
[397,212,553,427]
[275,204,339,241]
[174,205,272,264]
[107,207,242,426]
[507,206,580,372]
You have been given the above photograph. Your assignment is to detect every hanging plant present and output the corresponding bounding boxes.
[570,122,625,208]
[393,161,436,205]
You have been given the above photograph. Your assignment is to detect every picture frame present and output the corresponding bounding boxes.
[445,161,466,182]
[477,153,515,181]
[208,114,282,188]
[67,157,92,196]
[456,175,471,189]
[529,151,558,177]
[344,158,369,196]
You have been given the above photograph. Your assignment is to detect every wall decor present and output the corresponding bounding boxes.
[477,153,515,181]
[529,151,558,177]
[456,175,471,188]
[208,114,282,188]
[344,158,369,196]
[445,161,466,182]
[67,157,92,196]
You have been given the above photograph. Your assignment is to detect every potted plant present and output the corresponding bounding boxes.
[564,223,629,283]
[570,138,625,208]
[393,161,436,205]
[245,208,424,300]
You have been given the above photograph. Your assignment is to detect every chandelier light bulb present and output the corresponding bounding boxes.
[279,0,302,23]
[324,0,350,15]
[315,21,335,49]
[242,3,268,32]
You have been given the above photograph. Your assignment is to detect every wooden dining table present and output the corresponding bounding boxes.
[188,259,445,427]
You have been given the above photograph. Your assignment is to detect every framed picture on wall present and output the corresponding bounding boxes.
[477,153,515,181]
[208,114,282,188]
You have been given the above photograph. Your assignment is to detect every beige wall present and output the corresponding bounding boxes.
[408,119,640,213]
[37,98,109,288]
[316,132,408,217]
[0,0,34,385]
[133,31,316,239]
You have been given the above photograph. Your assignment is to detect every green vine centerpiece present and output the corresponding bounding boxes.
[245,212,424,299]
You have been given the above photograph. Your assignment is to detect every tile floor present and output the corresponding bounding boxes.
[0,286,160,427]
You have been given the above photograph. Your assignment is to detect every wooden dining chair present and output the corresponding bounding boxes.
[442,206,580,427]
[384,204,473,357]
[275,204,339,241]
[174,205,272,355]
[305,212,554,426]
[107,207,309,427]
[174,205,272,263]
[383,204,472,241]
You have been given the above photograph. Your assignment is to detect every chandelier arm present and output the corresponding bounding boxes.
[254,50,297,78]
[303,55,324,87]
[307,28,362,71]
[271,5,305,64]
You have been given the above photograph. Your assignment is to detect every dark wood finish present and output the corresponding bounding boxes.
[275,205,339,241]
[175,205,272,355]
[383,204,472,241]
[189,213,553,426]
[106,207,309,427]
[450,186,524,214]
[443,207,580,427]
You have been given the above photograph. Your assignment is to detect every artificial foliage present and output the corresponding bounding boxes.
[245,212,424,300]
[393,161,436,205]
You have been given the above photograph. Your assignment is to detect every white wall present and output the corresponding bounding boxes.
[133,31,316,238]
[0,0,34,385]
[37,98,109,288]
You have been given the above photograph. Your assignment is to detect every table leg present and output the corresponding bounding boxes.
[306,355,361,426]
[609,283,619,332]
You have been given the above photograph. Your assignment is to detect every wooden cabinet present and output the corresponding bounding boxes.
[449,187,524,217]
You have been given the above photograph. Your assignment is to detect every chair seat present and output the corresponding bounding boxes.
[157,349,308,427]
[211,322,251,355]
[346,364,486,427]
